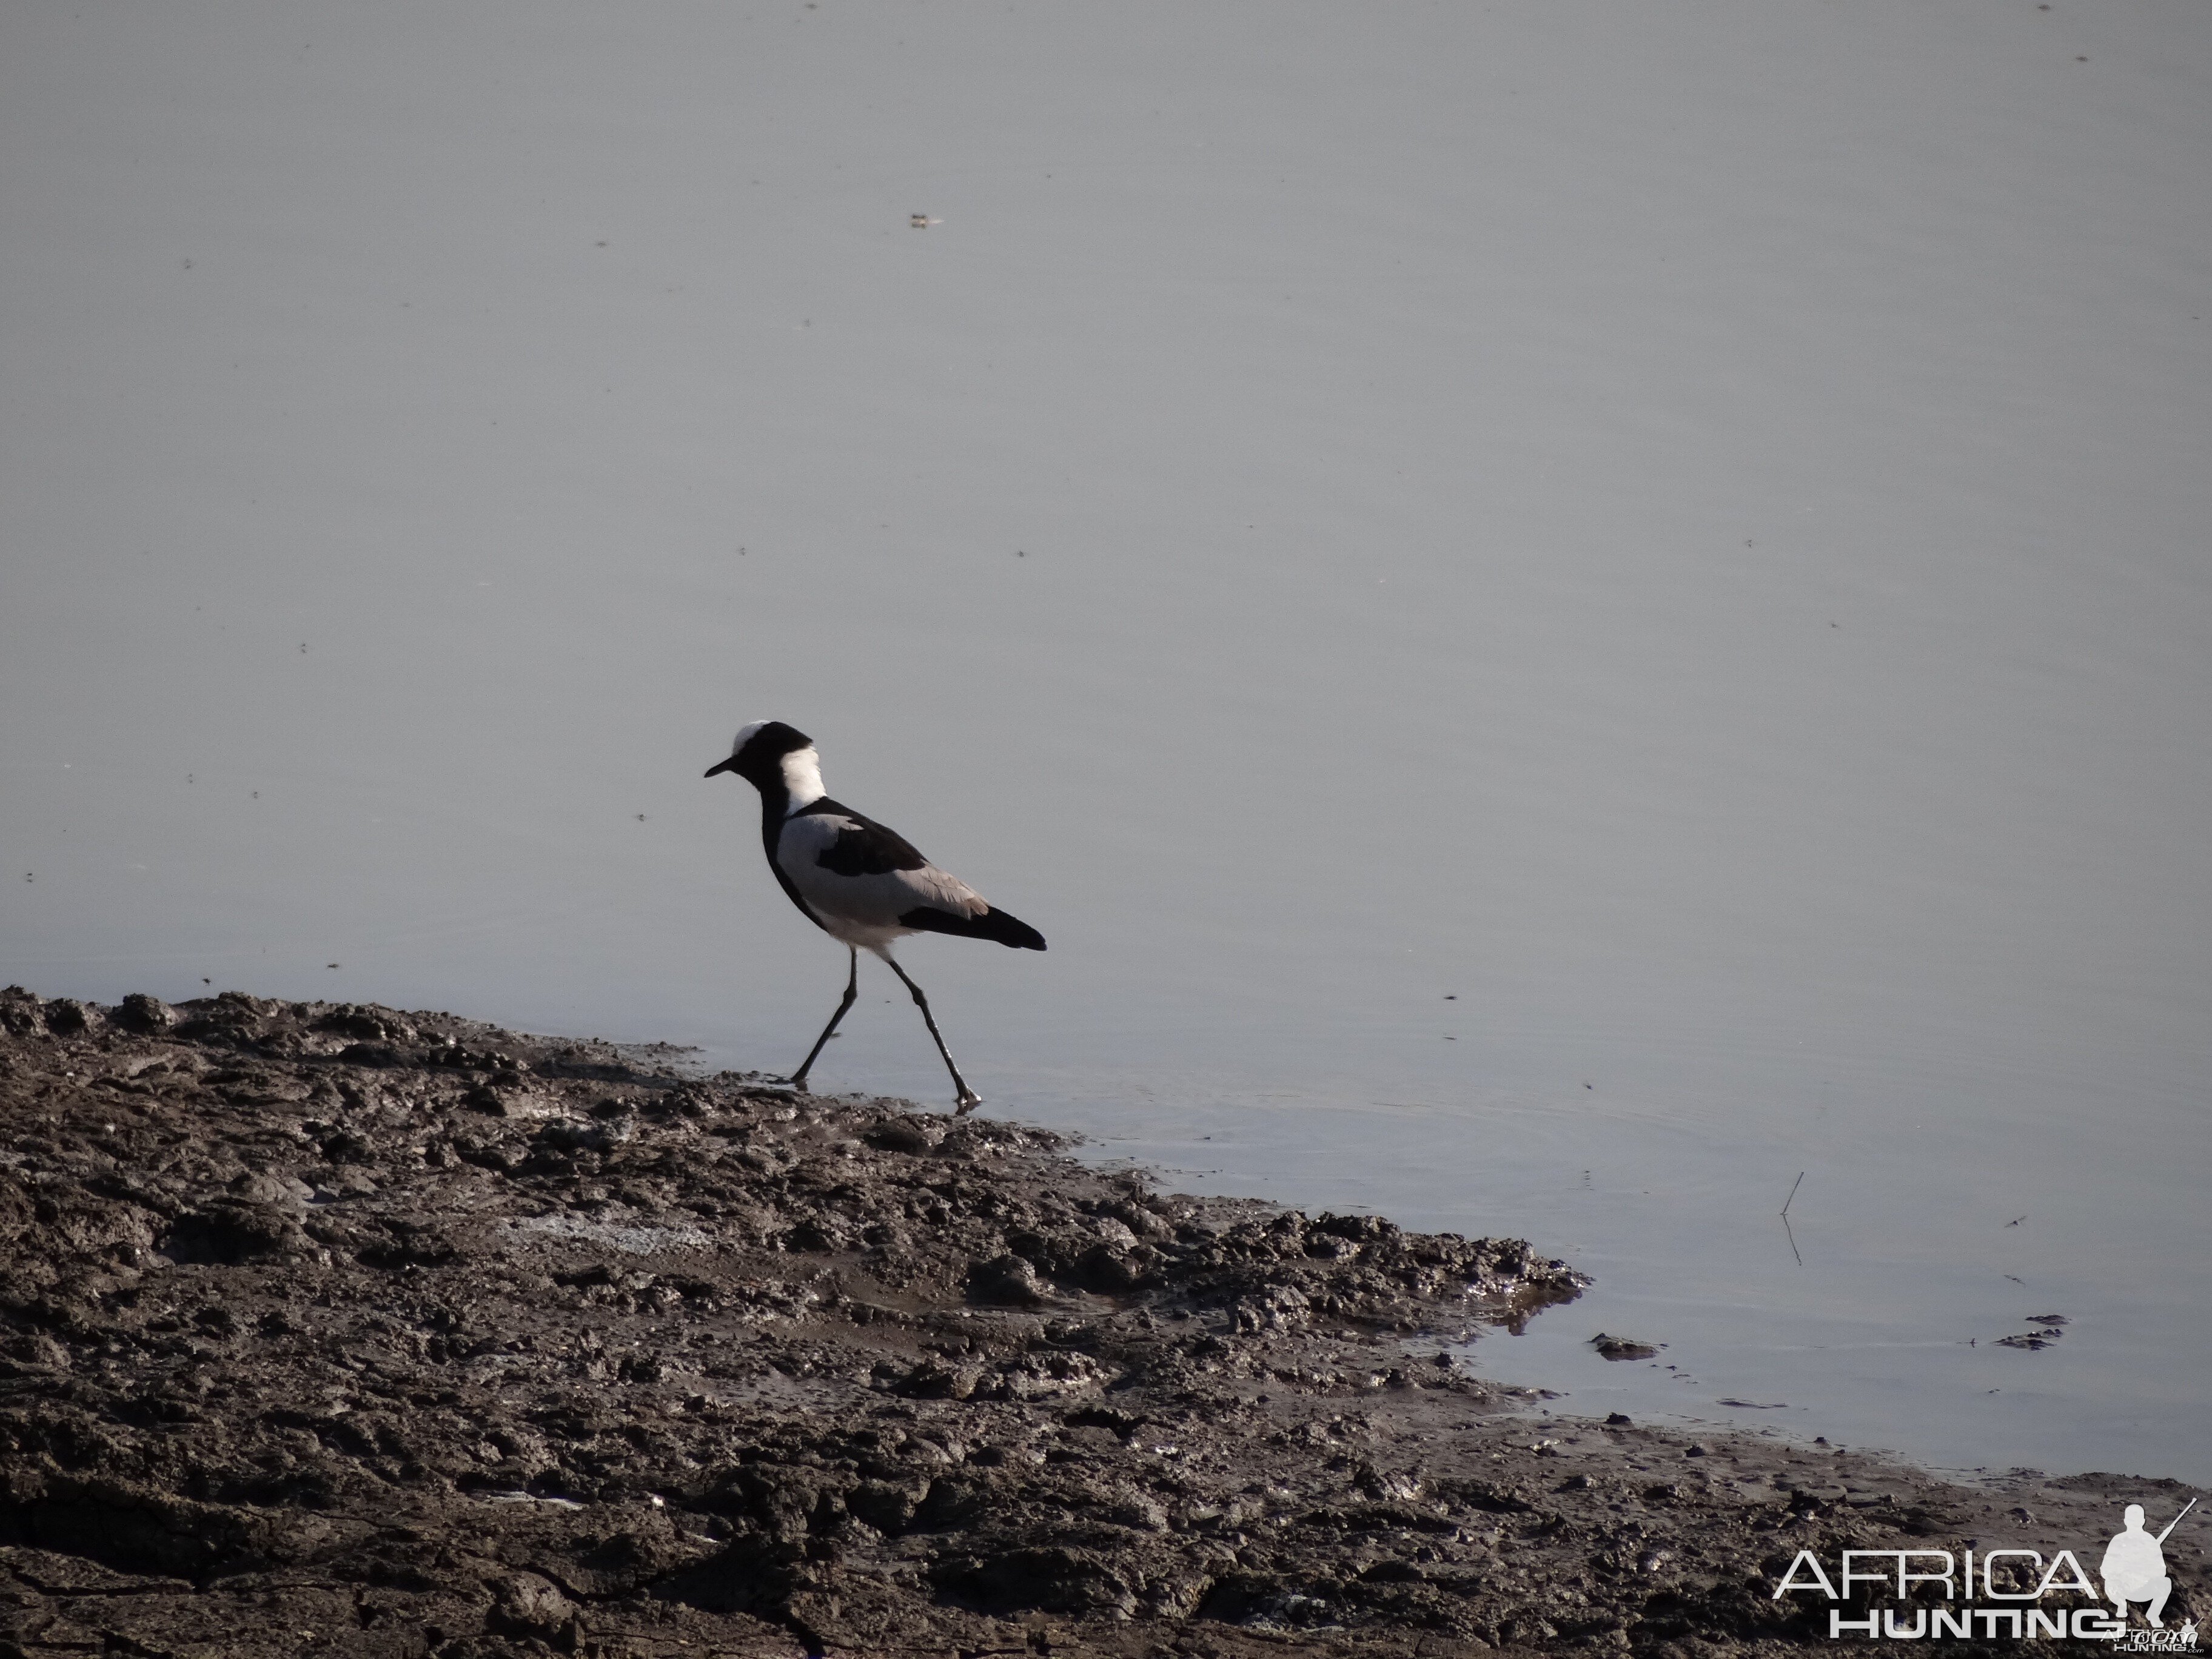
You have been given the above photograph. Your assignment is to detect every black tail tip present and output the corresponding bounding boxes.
[896,903,1045,950]
[987,907,1047,951]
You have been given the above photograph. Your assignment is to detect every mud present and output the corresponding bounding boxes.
[0,988,2198,1658]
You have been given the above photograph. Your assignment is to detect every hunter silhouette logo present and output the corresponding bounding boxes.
[1771,1496,2199,1641]
[2103,1500,2193,1631]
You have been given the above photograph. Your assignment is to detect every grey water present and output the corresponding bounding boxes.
[4,3,2208,1484]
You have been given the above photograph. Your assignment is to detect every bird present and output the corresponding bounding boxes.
[705,720,1044,1111]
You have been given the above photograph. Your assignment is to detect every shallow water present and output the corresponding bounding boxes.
[4,3,2208,1483]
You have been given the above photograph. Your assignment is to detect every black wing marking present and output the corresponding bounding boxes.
[899,904,1047,950]
[797,797,928,876]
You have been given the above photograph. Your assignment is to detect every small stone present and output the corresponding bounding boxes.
[116,991,176,1033]
[1592,1333,1658,1361]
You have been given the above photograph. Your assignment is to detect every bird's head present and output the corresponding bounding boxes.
[705,720,823,801]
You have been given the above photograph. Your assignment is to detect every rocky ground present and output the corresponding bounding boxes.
[0,988,2199,1658]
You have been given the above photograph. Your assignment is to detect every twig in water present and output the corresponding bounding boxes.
[1777,1172,1808,1265]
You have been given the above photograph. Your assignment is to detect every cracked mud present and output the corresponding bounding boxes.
[0,988,2197,1657]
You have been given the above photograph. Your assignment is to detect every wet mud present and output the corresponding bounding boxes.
[0,988,2197,1657]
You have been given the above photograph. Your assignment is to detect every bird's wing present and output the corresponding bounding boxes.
[777,805,988,931]
[792,799,929,875]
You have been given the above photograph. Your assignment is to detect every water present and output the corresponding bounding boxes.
[4,2,2208,1484]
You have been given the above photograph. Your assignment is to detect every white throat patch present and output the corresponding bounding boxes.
[779,746,825,808]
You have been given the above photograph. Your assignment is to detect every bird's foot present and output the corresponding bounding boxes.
[954,1090,982,1115]
[784,1074,813,1095]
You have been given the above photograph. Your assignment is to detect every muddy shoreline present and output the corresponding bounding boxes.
[0,988,2197,1657]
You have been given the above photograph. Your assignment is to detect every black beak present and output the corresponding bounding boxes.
[704,757,739,778]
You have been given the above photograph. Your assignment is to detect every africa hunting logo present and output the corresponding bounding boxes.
[1771,1498,2197,1643]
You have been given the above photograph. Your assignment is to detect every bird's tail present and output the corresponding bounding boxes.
[897,904,1047,950]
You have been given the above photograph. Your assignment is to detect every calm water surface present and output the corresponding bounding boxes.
[3,3,2207,1483]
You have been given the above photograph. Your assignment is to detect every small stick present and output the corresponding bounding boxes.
[1781,1171,1805,1218]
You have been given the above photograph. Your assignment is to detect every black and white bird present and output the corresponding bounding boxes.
[705,720,1044,1111]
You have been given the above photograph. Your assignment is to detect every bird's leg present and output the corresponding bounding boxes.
[883,955,980,1112]
[789,946,858,1091]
